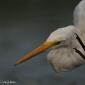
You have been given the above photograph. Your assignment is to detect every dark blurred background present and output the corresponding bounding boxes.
[1,0,85,85]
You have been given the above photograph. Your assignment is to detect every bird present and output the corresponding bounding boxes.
[15,0,85,72]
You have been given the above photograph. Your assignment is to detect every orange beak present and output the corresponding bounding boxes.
[15,41,56,65]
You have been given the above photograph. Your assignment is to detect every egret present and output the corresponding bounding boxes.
[15,0,85,72]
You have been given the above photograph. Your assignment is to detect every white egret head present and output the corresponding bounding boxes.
[16,26,79,70]
[46,25,76,43]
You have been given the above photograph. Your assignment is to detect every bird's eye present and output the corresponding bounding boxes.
[56,41,62,45]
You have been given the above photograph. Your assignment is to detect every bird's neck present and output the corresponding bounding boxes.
[79,27,85,43]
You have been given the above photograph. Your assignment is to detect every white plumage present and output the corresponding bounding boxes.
[16,0,85,72]
[74,0,85,42]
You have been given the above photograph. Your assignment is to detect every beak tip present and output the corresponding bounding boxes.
[14,61,20,66]
[15,59,24,66]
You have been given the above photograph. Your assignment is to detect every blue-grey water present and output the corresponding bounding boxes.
[1,0,85,85]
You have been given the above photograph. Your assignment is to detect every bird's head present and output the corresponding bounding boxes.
[15,25,77,65]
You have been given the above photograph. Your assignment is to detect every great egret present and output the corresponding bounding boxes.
[15,0,85,72]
